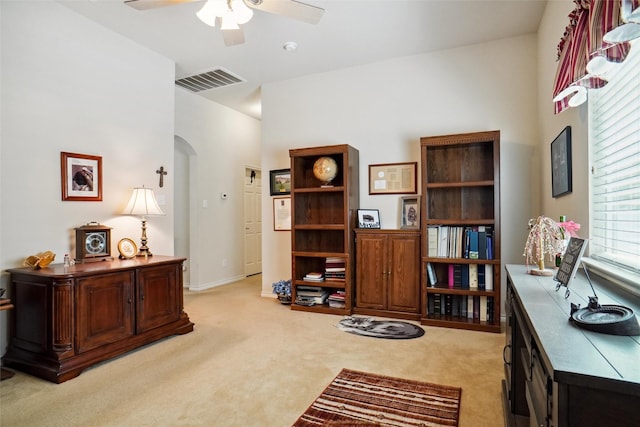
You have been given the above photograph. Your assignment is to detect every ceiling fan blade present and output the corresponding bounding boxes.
[244,0,324,25]
[124,0,200,11]
[222,28,245,46]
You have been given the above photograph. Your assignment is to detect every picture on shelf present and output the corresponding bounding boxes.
[357,209,381,229]
[399,196,420,229]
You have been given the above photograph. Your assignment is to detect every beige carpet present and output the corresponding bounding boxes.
[0,275,506,426]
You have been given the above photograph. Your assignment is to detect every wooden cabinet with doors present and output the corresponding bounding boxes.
[4,256,193,383]
[289,144,359,315]
[354,229,421,320]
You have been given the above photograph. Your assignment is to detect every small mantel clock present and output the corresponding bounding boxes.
[75,222,113,263]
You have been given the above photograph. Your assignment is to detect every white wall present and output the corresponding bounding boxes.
[0,1,175,354]
[174,88,261,290]
[0,2,261,357]
[260,35,541,298]
[537,0,590,236]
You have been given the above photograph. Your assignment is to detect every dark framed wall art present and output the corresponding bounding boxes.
[61,152,102,201]
[551,126,572,198]
[270,168,291,196]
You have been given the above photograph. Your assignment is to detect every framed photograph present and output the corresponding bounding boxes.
[369,162,417,195]
[61,152,102,201]
[399,195,420,229]
[117,238,138,259]
[273,197,291,231]
[270,168,291,196]
[357,209,381,229]
[551,126,572,198]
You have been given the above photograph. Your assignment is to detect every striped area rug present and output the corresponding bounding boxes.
[293,369,461,427]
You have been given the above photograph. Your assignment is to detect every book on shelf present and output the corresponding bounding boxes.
[469,264,478,290]
[467,295,474,319]
[295,287,330,305]
[453,264,462,288]
[444,295,453,315]
[428,225,495,260]
[303,272,324,281]
[485,265,494,291]
[325,257,346,281]
[468,230,479,259]
[328,290,346,308]
[460,295,468,318]
[478,226,487,259]
[461,264,470,289]
[433,294,442,315]
[479,296,488,322]
[427,262,437,286]
[427,226,438,257]
[478,265,486,290]
[447,264,454,288]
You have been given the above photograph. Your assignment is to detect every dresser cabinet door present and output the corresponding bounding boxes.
[387,234,420,313]
[77,271,135,353]
[355,233,387,310]
[136,263,180,333]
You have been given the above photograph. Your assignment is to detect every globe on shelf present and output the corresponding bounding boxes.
[313,156,338,186]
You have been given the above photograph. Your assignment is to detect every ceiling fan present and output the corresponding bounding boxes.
[124,0,325,46]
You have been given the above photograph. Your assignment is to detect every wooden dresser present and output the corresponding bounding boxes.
[4,256,193,383]
[503,264,640,427]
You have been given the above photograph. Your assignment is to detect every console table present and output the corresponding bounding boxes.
[502,264,640,427]
[3,256,193,383]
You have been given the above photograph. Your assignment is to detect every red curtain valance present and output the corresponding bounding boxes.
[553,0,632,114]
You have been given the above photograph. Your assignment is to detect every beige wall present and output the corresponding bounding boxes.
[537,0,590,235]
[0,2,260,355]
[260,35,541,298]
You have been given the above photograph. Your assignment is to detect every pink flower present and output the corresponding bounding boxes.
[557,220,581,237]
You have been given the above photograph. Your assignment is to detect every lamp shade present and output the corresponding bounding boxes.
[122,187,164,217]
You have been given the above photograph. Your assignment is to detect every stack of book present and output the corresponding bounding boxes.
[303,272,324,282]
[328,290,346,308]
[324,257,345,281]
[427,225,494,259]
[295,285,330,306]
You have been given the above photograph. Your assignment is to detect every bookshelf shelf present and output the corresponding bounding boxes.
[289,144,359,313]
[420,131,501,333]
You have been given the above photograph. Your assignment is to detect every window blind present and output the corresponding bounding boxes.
[589,39,640,276]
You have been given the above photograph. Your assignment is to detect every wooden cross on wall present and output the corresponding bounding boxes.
[156,166,167,188]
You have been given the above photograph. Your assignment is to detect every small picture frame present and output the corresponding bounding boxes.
[357,209,381,229]
[368,162,417,195]
[270,168,291,196]
[61,152,102,201]
[551,126,572,198]
[117,238,138,259]
[273,197,291,231]
[399,196,420,229]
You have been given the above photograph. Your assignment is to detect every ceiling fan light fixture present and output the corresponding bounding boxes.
[231,0,253,24]
[221,13,240,30]
[197,0,226,27]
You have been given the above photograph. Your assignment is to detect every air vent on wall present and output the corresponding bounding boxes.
[175,68,244,92]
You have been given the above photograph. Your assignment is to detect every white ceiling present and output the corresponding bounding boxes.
[60,0,548,119]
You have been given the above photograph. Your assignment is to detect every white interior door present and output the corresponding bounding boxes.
[244,167,262,276]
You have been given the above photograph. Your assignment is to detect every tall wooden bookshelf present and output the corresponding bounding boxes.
[289,144,359,314]
[420,131,501,332]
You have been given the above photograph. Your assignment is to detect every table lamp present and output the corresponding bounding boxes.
[122,186,164,257]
